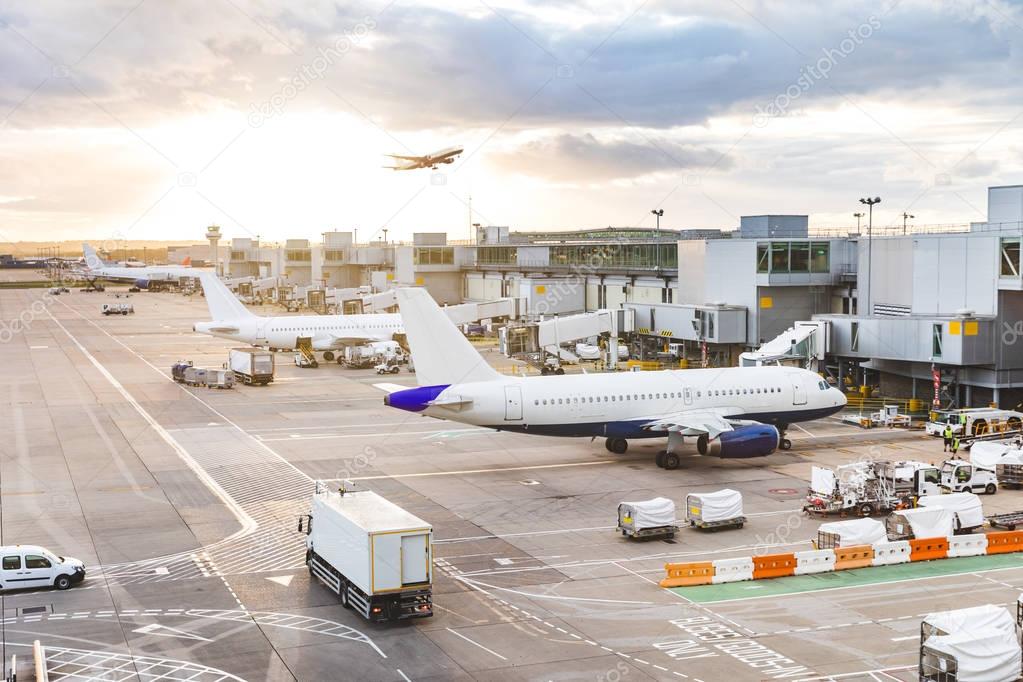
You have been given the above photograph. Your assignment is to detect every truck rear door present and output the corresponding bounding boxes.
[401,534,429,585]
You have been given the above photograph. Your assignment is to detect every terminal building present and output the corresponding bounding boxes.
[215,182,1023,409]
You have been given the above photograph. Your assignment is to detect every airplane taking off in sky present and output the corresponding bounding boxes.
[379,288,847,468]
[383,146,462,170]
[80,243,192,288]
[193,273,404,361]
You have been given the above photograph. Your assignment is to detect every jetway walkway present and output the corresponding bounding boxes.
[740,320,829,370]
[504,309,633,371]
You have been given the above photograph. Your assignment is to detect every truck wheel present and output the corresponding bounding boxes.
[986,483,997,495]
[541,367,550,376]
[858,503,874,517]
[555,367,565,375]
[340,583,351,608]
[54,574,72,590]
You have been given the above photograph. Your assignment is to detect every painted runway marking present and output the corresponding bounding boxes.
[342,460,616,481]
[446,628,508,661]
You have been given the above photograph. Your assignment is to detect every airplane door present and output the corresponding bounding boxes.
[790,374,807,405]
[683,386,693,405]
[504,385,522,421]
[256,322,266,340]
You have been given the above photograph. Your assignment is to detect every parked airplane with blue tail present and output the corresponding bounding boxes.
[377,288,847,469]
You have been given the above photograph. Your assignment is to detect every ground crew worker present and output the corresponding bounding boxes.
[943,424,954,452]
[951,436,961,457]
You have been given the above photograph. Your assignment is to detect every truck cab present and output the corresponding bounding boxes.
[0,545,85,591]
[940,460,998,494]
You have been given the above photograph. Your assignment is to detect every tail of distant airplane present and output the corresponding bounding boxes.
[182,256,192,266]
[198,272,256,321]
[81,243,110,270]
[396,288,500,386]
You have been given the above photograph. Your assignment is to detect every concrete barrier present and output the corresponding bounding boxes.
[909,537,949,562]
[711,557,755,584]
[794,549,836,575]
[660,562,714,588]
[986,530,1023,555]
[752,553,796,579]
[948,533,988,558]
[872,540,911,566]
[834,545,874,570]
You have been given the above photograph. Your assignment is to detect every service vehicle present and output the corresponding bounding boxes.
[939,459,997,494]
[0,545,85,591]
[229,348,274,385]
[299,482,432,621]
[996,450,1023,489]
[805,460,939,516]
[617,498,678,539]
[171,360,193,383]
[183,366,207,386]
[375,361,401,375]
[205,368,234,389]
[686,489,745,530]
[340,341,403,369]
[100,303,133,315]
[925,407,1023,437]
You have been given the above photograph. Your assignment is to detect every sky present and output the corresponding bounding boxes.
[2,0,1023,244]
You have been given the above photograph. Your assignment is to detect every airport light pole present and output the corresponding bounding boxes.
[859,197,881,316]
[651,209,664,269]
[902,212,914,235]
[854,212,864,234]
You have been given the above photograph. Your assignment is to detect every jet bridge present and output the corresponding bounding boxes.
[739,320,829,370]
[503,309,634,371]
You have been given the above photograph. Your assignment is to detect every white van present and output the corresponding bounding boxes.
[0,545,85,591]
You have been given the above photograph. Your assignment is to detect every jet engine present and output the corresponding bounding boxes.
[133,278,150,289]
[697,424,779,458]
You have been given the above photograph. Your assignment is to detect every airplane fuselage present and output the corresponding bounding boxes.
[386,365,846,439]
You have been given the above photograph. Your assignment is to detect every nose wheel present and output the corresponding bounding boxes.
[605,438,628,454]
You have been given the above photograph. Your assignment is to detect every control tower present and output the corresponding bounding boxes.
[206,224,221,275]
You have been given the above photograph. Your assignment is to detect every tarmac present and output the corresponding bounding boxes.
[2,284,1023,681]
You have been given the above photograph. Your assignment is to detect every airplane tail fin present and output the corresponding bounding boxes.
[182,256,191,266]
[82,243,109,270]
[396,287,500,386]
[197,272,256,321]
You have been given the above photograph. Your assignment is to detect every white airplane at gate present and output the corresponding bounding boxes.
[193,273,403,359]
[379,288,847,467]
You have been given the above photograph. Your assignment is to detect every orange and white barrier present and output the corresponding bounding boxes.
[711,557,754,584]
[794,549,836,575]
[871,540,911,566]
[659,530,1023,589]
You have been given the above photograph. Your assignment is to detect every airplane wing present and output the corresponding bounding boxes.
[313,332,381,349]
[640,408,739,439]
[384,154,424,161]
[372,382,406,394]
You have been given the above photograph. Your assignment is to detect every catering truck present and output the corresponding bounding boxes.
[228,348,274,385]
[299,482,433,621]
[805,460,941,516]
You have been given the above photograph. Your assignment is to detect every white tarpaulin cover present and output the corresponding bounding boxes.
[619,498,676,530]
[999,450,1023,466]
[818,518,888,546]
[810,466,836,496]
[926,628,1021,682]
[970,442,1013,470]
[688,489,743,522]
[895,507,956,539]
[918,493,985,530]
[923,604,1017,637]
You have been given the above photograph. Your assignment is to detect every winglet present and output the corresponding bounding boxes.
[396,288,500,387]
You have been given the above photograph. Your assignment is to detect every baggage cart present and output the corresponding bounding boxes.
[617,498,678,539]
[686,490,745,530]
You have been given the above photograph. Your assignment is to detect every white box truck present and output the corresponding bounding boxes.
[229,348,274,385]
[300,482,432,621]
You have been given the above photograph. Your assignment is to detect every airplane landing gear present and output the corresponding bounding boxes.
[323,351,335,362]
[778,424,791,451]
[605,438,628,454]
[656,451,680,470]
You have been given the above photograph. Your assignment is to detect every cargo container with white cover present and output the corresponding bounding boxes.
[686,489,745,530]
[300,482,432,621]
[229,348,274,385]
[617,497,677,539]
[919,604,1020,682]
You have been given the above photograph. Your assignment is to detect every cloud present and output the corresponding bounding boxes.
[493,132,730,181]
